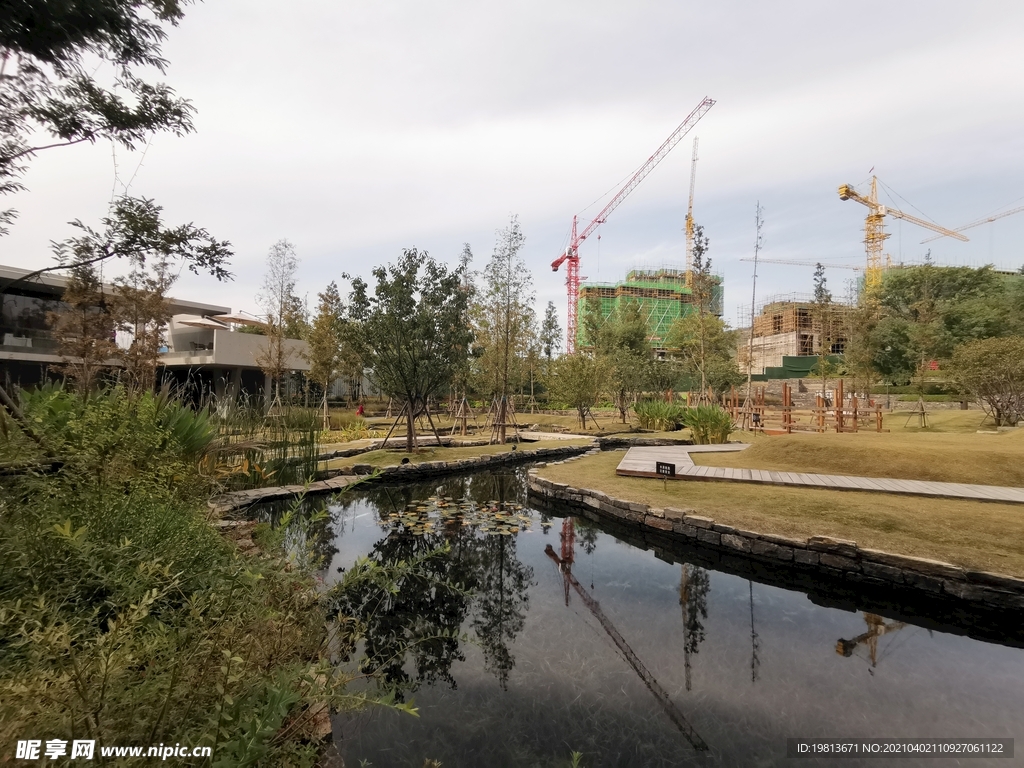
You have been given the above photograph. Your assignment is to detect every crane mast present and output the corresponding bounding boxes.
[553,97,715,352]
[685,137,699,269]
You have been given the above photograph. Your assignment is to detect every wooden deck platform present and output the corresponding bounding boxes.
[615,444,1024,505]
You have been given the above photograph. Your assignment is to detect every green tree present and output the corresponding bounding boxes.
[48,196,232,393]
[110,253,174,393]
[546,354,605,431]
[474,216,534,443]
[949,336,1024,426]
[48,263,116,393]
[666,225,737,400]
[539,300,562,359]
[862,264,1013,391]
[593,299,650,423]
[303,282,346,429]
[255,240,301,407]
[0,0,196,235]
[811,263,836,398]
[351,248,471,452]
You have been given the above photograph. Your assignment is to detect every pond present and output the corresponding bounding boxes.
[255,467,1023,767]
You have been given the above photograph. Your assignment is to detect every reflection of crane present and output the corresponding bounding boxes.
[552,97,715,353]
[838,176,967,293]
[739,257,863,270]
[836,613,906,670]
[920,203,1024,244]
[546,523,708,751]
[685,137,699,268]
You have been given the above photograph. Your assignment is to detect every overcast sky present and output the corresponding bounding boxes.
[5,1,1024,331]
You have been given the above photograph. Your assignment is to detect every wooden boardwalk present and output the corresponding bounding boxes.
[615,444,1024,505]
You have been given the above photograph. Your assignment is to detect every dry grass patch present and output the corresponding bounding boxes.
[324,438,594,470]
[690,429,1024,487]
[538,451,1024,578]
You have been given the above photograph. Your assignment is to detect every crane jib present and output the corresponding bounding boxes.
[553,96,715,354]
[551,96,716,272]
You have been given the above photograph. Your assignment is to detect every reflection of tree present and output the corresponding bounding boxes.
[679,564,710,691]
[471,533,534,689]
[748,580,760,684]
[330,467,537,695]
[575,518,599,555]
[332,529,473,700]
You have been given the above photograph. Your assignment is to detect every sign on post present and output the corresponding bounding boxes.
[655,461,676,477]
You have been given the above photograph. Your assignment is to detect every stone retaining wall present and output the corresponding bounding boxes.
[528,451,1024,612]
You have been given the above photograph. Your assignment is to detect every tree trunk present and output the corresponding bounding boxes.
[496,396,507,444]
[322,389,330,431]
[405,398,416,453]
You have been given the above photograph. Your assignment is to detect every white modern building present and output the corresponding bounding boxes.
[0,263,310,400]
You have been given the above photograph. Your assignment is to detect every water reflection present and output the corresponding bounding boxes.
[749,581,761,684]
[679,564,709,692]
[251,466,1024,767]
[836,613,908,672]
[330,472,535,697]
[546,525,708,752]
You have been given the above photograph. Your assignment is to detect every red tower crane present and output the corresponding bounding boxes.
[551,96,716,353]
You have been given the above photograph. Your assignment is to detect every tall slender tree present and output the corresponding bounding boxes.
[110,253,174,392]
[666,225,738,399]
[475,215,534,443]
[303,281,346,429]
[48,262,116,393]
[812,263,837,399]
[539,301,562,360]
[255,239,300,407]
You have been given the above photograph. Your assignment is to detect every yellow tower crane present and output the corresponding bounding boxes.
[685,137,699,262]
[838,176,967,293]
[684,137,699,286]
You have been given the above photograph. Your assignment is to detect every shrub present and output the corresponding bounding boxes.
[633,400,686,431]
[682,405,733,444]
[0,387,400,765]
[949,336,1024,426]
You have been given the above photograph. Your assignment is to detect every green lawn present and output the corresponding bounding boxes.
[536,450,1024,578]
[691,427,1024,487]
[323,438,594,470]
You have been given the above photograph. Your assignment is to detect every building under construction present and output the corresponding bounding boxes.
[738,293,849,378]
[576,268,724,352]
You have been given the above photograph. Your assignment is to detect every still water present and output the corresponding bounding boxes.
[262,467,1024,767]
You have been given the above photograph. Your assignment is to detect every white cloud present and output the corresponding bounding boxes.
[5,1,1024,331]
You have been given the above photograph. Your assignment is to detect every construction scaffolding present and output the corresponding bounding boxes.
[577,267,724,350]
[736,293,851,376]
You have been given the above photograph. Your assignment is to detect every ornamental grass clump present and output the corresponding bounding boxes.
[633,400,686,431]
[682,404,734,444]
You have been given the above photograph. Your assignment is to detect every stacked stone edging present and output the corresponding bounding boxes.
[209,443,594,515]
[527,454,1024,610]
